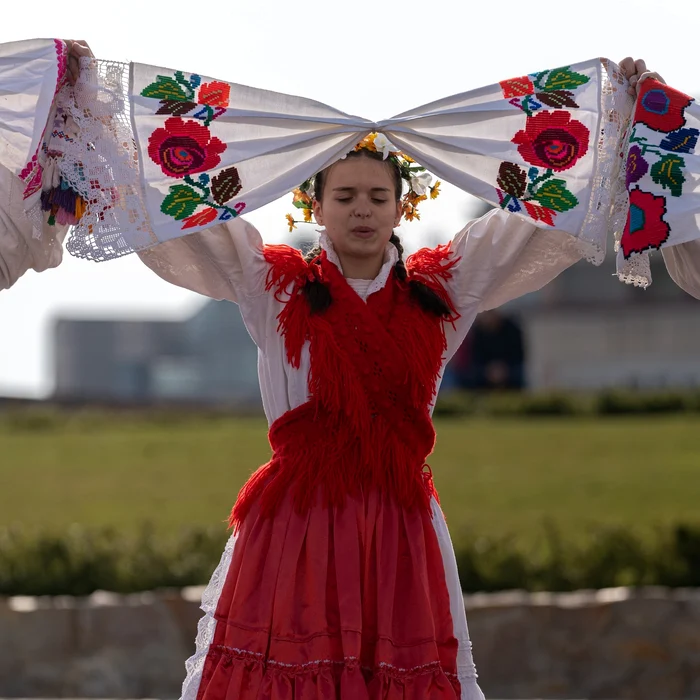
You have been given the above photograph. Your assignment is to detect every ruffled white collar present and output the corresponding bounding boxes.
[319,230,399,298]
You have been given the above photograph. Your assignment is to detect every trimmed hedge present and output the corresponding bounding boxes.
[1,522,698,597]
[1,389,700,434]
[434,389,700,417]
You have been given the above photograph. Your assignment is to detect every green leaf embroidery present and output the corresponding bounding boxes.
[650,154,686,197]
[534,179,579,212]
[141,76,189,101]
[161,185,203,220]
[544,67,589,92]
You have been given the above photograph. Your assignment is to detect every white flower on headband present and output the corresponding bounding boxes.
[410,171,433,196]
[373,133,398,160]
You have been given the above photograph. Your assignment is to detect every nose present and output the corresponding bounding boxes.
[352,195,372,218]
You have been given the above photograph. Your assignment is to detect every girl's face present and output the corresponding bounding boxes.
[312,157,402,272]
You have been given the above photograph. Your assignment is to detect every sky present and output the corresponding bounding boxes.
[0,0,695,398]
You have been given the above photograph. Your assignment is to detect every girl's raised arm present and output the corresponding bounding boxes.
[442,207,582,315]
[136,216,270,304]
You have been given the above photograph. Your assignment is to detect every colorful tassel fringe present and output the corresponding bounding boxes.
[40,178,86,226]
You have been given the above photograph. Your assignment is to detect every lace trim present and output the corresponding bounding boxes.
[319,230,399,297]
[180,532,237,700]
[46,57,155,260]
[575,58,634,266]
[615,247,652,287]
[595,60,652,288]
[210,644,468,681]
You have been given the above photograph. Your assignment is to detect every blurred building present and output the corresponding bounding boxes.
[491,252,700,390]
[54,300,260,406]
[439,200,700,392]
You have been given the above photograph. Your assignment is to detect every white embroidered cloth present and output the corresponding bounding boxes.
[3,38,700,289]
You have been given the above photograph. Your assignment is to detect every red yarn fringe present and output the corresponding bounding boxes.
[231,244,457,531]
[406,244,462,323]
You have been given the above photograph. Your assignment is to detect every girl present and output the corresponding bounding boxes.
[2,43,698,699]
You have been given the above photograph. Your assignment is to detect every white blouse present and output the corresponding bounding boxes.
[135,210,587,424]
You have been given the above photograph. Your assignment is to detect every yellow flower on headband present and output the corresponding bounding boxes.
[355,133,378,152]
[303,207,313,223]
[293,190,312,207]
[286,213,297,232]
[430,181,441,200]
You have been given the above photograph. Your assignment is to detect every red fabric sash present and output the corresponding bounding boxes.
[229,244,460,531]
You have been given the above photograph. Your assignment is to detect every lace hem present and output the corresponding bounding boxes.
[42,57,156,260]
[180,532,237,700]
[615,247,653,288]
[601,60,654,288]
[576,58,634,266]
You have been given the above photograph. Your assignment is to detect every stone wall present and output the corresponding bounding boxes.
[1,587,699,699]
[467,588,700,700]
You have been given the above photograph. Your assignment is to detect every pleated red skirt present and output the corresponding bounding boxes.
[194,486,461,699]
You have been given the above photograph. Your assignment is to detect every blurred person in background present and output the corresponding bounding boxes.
[470,310,525,391]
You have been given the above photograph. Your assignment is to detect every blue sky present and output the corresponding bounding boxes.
[0,0,693,397]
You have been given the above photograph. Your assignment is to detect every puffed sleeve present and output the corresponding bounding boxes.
[444,208,583,313]
[136,216,270,303]
[661,241,700,300]
[0,163,69,291]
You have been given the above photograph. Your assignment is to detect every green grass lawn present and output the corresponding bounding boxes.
[2,412,698,548]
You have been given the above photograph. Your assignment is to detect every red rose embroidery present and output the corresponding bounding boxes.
[620,187,671,258]
[500,75,535,99]
[198,81,231,108]
[148,118,226,178]
[182,207,219,229]
[513,110,590,172]
[634,79,694,134]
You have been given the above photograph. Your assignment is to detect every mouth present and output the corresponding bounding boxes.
[351,226,375,238]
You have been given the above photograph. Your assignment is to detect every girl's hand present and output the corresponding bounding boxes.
[619,57,665,97]
[64,40,94,85]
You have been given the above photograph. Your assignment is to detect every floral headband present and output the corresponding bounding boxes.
[286,133,440,232]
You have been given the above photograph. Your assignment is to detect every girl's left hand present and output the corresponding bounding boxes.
[64,40,94,85]
[619,57,665,97]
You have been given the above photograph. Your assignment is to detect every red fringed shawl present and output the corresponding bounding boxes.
[229,244,461,531]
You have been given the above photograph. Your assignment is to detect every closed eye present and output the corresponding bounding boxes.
[336,198,388,203]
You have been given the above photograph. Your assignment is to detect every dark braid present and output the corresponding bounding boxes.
[302,243,331,314]
[389,233,453,318]
[301,150,451,318]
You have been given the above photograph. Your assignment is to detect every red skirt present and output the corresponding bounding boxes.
[186,487,462,699]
